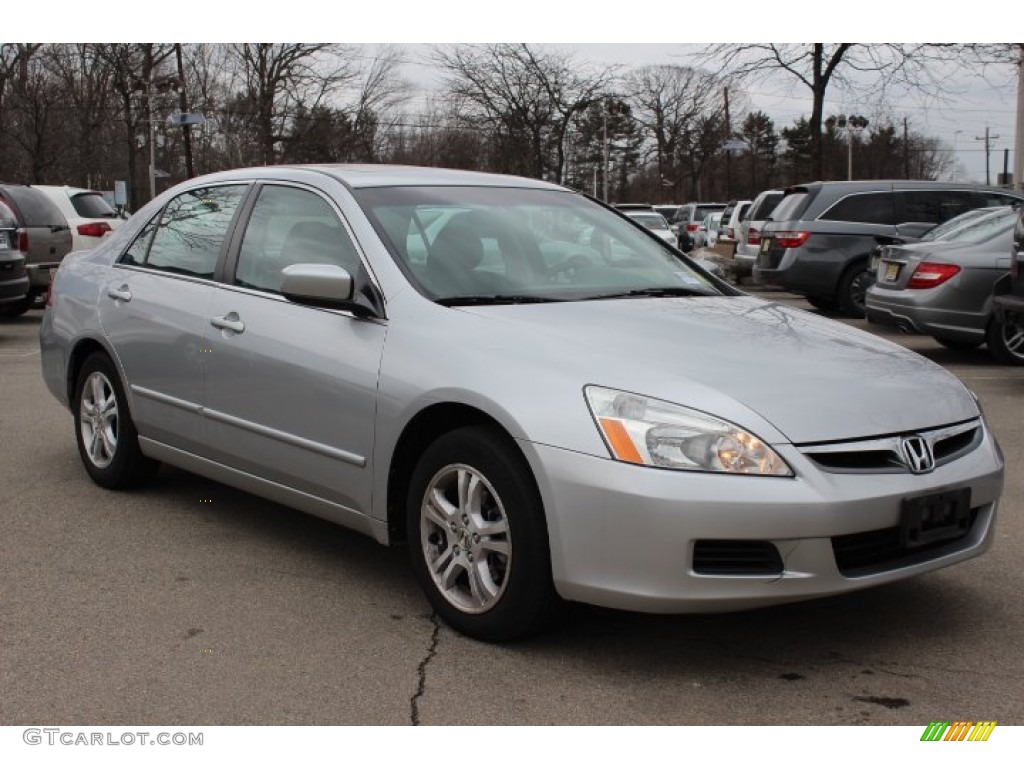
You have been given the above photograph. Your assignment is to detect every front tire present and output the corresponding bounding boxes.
[406,426,558,642]
[934,336,982,352]
[987,314,1024,365]
[73,352,159,488]
[0,297,31,317]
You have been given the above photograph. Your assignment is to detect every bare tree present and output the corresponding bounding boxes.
[697,44,946,179]
[432,44,615,182]
[226,44,359,165]
[624,65,724,200]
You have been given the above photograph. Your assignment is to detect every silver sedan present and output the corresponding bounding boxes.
[40,166,1004,641]
[865,206,1021,363]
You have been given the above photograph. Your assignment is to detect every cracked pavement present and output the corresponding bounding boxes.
[2,299,1022,725]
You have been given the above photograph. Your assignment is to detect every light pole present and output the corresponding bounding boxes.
[825,114,869,180]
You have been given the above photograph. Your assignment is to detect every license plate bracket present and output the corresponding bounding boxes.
[900,488,971,549]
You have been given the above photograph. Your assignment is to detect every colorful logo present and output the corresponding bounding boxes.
[920,721,996,742]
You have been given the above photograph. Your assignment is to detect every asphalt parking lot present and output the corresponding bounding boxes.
[1,294,1021,726]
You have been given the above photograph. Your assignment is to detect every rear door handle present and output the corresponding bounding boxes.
[211,313,245,334]
[106,285,132,302]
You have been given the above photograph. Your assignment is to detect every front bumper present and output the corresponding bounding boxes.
[522,430,1002,613]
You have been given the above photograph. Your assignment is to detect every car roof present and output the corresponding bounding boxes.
[183,164,566,191]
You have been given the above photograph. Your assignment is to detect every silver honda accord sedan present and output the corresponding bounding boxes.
[40,165,1004,641]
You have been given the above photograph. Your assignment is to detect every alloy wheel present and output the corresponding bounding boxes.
[420,463,512,614]
[79,371,119,469]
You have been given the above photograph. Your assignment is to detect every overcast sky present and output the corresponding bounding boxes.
[397,43,1019,185]
[20,2,1024,184]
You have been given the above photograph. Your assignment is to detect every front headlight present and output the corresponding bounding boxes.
[584,385,793,476]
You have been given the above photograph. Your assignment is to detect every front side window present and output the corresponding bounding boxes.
[896,190,974,225]
[234,185,360,294]
[144,185,247,278]
[355,186,724,303]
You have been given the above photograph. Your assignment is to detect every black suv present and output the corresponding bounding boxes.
[0,200,30,315]
[991,205,1024,365]
[0,184,73,316]
[753,181,1024,317]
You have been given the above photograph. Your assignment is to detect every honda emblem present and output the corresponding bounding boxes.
[901,436,935,474]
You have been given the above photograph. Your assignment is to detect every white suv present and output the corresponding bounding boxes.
[32,186,123,251]
[734,189,785,277]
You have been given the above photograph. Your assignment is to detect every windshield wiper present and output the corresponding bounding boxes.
[437,294,566,306]
[586,286,715,300]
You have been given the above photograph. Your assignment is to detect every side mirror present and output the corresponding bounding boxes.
[280,263,384,319]
[281,263,354,305]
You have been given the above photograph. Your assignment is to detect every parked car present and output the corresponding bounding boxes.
[654,204,681,223]
[670,202,727,249]
[33,185,123,252]
[990,205,1024,365]
[754,181,1024,317]
[717,199,752,248]
[865,206,1018,358]
[624,210,676,246]
[41,165,1004,642]
[691,211,724,249]
[0,184,73,315]
[734,189,785,278]
[0,200,30,315]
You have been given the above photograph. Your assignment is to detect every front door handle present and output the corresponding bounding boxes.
[106,285,132,302]
[211,313,245,334]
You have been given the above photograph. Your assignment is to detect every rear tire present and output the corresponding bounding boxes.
[987,314,1024,366]
[73,352,159,488]
[406,425,559,642]
[837,262,872,318]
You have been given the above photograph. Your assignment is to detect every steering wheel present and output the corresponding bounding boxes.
[546,253,595,279]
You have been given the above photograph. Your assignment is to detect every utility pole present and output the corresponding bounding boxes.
[174,43,195,179]
[1015,43,1023,192]
[724,87,731,198]
[976,127,1000,186]
[903,118,910,179]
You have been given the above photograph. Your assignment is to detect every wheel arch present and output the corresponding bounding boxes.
[66,335,120,405]
[384,402,539,545]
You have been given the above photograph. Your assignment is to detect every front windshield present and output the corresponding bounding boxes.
[354,186,724,303]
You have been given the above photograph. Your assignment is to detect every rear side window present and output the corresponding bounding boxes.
[144,185,247,278]
[748,192,784,221]
[0,201,15,227]
[819,192,896,225]
[769,191,810,222]
[896,190,974,224]
[71,192,118,219]
[2,186,67,227]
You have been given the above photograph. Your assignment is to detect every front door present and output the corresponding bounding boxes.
[201,183,386,516]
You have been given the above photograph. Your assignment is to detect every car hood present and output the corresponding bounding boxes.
[461,295,977,444]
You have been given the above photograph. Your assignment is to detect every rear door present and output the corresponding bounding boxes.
[98,182,250,454]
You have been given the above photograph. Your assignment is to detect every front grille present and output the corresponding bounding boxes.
[832,508,979,577]
[693,540,784,576]
[801,420,982,474]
